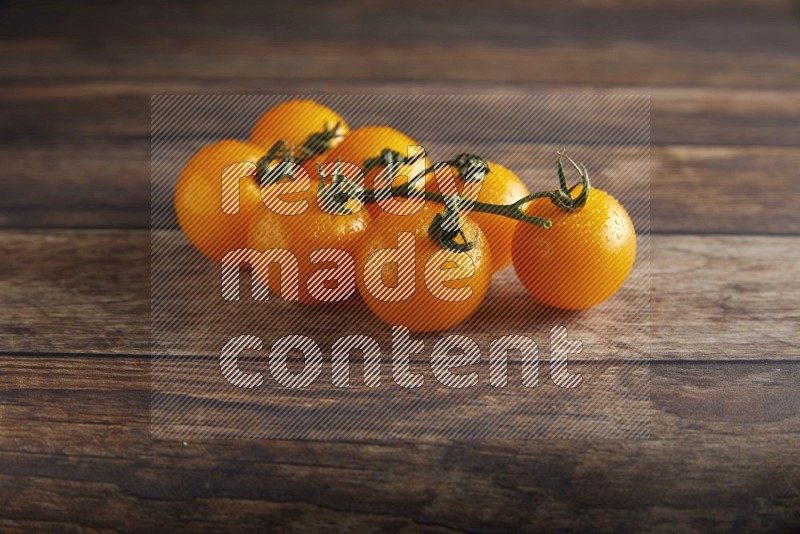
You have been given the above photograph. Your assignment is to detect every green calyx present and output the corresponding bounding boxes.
[549,150,591,212]
[428,198,481,253]
[256,123,344,186]
[315,159,363,215]
[449,153,490,183]
[256,141,295,186]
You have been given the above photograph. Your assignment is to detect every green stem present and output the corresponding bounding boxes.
[256,123,343,186]
[362,187,553,229]
[357,150,590,231]
[262,138,591,236]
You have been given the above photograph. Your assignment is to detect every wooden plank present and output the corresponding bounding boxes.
[0,355,798,531]
[1,0,799,89]
[0,231,150,356]
[650,145,800,235]
[0,0,796,529]
[0,231,797,361]
[1,143,799,234]
[1,86,798,231]
[4,86,800,148]
[150,354,651,440]
[1,43,799,88]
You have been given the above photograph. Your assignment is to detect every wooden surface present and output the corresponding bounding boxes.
[1,0,799,531]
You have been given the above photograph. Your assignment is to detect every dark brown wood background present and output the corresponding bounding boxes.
[1,0,799,531]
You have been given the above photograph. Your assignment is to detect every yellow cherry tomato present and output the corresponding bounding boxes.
[356,202,492,332]
[174,140,266,263]
[248,184,370,305]
[511,187,636,310]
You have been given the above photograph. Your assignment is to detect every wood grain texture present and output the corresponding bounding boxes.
[151,357,651,440]
[3,85,800,149]
[2,0,799,88]
[1,123,799,232]
[0,231,797,360]
[1,0,799,232]
[1,0,799,529]
[0,355,798,532]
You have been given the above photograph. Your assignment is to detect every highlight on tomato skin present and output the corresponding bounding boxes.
[511,187,637,311]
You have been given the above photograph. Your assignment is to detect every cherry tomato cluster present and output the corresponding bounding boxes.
[174,99,637,332]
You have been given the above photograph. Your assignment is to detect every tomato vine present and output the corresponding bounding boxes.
[254,127,593,253]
